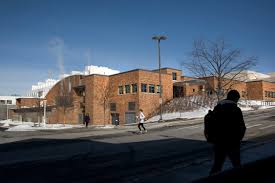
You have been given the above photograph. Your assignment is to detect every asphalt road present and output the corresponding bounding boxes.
[0,109,274,183]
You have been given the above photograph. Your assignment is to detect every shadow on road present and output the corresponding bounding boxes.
[0,135,274,183]
[0,137,209,183]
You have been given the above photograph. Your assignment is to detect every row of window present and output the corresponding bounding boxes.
[110,102,136,111]
[265,91,275,98]
[0,100,13,105]
[118,83,161,95]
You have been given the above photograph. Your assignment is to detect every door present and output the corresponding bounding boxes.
[125,112,136,124]
[173,86,184,98]
[111,113,119,125]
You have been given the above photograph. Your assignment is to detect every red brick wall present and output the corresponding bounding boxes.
[262,81,275,101]
[138,70,173,119]
[246,81,263,100]
[16,98,40,108]
[46,75,82,124]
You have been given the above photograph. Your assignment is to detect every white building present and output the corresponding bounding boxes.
[27,79,58,98]
[0,96,19,105]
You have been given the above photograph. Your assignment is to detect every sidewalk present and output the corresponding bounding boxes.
[0,118,203,144]
[142,138,275,183]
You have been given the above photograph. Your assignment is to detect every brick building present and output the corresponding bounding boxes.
[246,80,275,101]
[45,68,181,125]
[201,76,247,98]
[10,67,275,125]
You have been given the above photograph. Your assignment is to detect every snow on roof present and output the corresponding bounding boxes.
[225,70,271,82]
[84,65,120,75]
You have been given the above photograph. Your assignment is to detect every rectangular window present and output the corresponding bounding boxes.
[128,102,136,111]
[156,85,161,93]
[141,83,147,92]
[149,84,155,93]
[7,100,12,104]
[242,91,246,97]
[0,100,5,104]
[110,103,116,111]
[268,91,271,98]
[125,85,130,94]
[193,89,195,92]
[265,91,268,97]
[118,86,124,95]
[172,72,177,80]
[132,84,138,93]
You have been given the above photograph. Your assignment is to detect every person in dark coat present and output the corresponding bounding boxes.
[209,90,246,175]
[84,113,90,128]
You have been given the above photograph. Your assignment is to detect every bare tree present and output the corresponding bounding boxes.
[55,78,73,125]
[183,39,257,100]
[96,79,114,126]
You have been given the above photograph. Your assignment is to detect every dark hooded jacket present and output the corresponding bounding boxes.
[213,99,246,145]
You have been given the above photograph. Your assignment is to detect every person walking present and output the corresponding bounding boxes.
[208,90,246,175]
[136,109,147,133]
[84,113,90,128]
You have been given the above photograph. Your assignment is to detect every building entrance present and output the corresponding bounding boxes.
[111,113,119,125]
[173,86,184,98]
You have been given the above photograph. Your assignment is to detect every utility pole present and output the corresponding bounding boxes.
[152,35,167,122]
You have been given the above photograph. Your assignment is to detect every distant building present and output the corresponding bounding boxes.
[0,96,18,120]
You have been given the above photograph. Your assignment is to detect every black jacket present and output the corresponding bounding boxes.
[213,99,246,144]
[84,115,90,123]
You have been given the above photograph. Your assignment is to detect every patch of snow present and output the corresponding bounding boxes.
[93,125,115,129]
[6,125,37,131]
[147,108,210,122]
[6,123,82,131]
[239,106,254,111]
[258,106,275,109]
[0,120,83,132]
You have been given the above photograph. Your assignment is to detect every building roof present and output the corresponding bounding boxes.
[174,79,206,85]
[151,67,182,72]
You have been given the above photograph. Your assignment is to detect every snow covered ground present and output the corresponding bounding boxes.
[0,120,83,132]
[0,100,274,131]
[147,100,275,122]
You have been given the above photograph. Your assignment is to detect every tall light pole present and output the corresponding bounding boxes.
[152,35,167,122]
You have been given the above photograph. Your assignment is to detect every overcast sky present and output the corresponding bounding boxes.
[0,0,275,95]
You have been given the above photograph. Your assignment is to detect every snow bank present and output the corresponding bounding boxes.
[147,108,209,122]
[6,123,82,131]
[93,125,115,129]
[0,120,83,132]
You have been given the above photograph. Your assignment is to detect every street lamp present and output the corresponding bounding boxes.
[152,35,167,122]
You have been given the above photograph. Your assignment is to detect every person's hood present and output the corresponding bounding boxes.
[218,99,237,106]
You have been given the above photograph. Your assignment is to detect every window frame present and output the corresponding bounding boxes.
[141,83,147,92]
[172,72,177,80]
[149,84,155,93]
[132,83,138,93]
[7,100,12,104]
[110,103,116,111]
[128,102,136,111]
[125,84,131,94]
[118,86,124,95]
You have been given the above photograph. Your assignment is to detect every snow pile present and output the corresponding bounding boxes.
[93,125,115,129]
[147,108,209,122]
[0,120,82,132]
[6,123,82,132]
[147,99,275,122]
